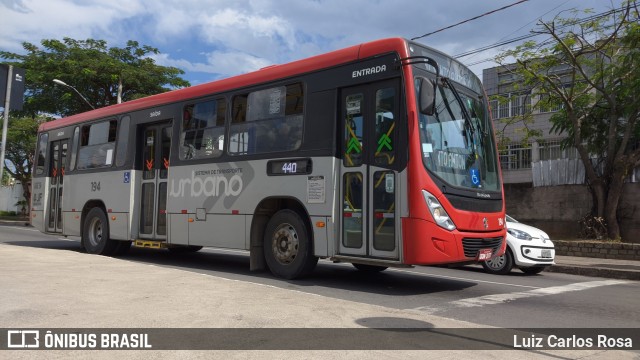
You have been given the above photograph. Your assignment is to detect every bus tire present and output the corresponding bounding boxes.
[82,208,118,256]
[264,209,318,279]
[481,248,514,275]
[353,263,388,272]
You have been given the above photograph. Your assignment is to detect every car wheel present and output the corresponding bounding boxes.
[352,264,388,273]
[520,266,545,275]
[481,248,514,275]
[264,209,318,279]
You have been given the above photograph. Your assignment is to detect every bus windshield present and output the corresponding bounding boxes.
[416,77,500,192]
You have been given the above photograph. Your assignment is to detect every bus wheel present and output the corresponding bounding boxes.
[481,248,513,275]
[82,208,118,255]
[264,209,318,279]
[353,263,388,272]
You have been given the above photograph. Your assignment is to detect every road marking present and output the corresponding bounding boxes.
[412,279,631,314]
[394,268,541,289]
[2,225,39,232]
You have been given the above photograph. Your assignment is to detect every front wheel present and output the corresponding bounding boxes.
[82,208,118,255]
[481,248,514,275]
[264,210,318,279]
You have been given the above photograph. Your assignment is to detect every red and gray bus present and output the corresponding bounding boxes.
[31,38,506,279]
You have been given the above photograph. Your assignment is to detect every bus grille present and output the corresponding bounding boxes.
[461,237,503,258]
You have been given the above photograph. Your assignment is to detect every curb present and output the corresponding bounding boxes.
[545,264,640,281]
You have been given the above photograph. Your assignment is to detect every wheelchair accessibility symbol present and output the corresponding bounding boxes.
[470,168,480,186]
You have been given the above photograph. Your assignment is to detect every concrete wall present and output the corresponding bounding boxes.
[504,183,640,243]
[0,182,24,213]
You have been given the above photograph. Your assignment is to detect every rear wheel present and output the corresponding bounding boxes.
[82,208,118,255]
[264,209,318,279]
[353,263,388,273]
[481,248,514,275]
[520,266,545,275]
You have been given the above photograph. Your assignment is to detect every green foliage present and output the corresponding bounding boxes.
[0,38,190,117]
[0,115,43,202]
[495,1,640,239]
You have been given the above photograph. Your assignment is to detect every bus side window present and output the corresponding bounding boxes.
[180,98,226,160]
[35,133,48,175]
[76,120,118,170]
[116,116,130,167]
[69,127,79,171]
[228,83,304,155]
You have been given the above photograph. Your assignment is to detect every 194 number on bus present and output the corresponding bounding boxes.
[91,181,101,192]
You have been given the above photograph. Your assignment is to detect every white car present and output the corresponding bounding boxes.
[482,215,555,275]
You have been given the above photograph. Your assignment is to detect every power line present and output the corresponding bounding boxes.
[458,0,571,60]
[455,3,638,60]
[411,0,529,41]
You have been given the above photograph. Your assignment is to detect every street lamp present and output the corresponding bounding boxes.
[52,79,95,110]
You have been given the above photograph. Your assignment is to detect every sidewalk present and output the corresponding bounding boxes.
[546,255,640,280]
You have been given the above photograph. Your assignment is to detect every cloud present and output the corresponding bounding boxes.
[0,0,616,84]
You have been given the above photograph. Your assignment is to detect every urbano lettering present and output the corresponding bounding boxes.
[170,173,243,198]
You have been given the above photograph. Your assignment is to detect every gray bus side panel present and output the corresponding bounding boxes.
[166,157,335,254]
[63,171,132,240]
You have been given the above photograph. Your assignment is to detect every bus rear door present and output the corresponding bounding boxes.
[46,139,67,233]
[138,121,172,241]
[339,79,400,260]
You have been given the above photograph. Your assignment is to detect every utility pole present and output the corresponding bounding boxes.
[0,65,13,185]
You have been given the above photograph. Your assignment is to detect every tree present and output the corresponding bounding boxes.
[0,38,190,208]
[0,115,43,206]
[495,2,640,240]
[0,38,190,117]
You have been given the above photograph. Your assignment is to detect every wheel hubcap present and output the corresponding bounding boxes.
[88,217,103,247]
[486,254,506,270]
[271,223,299,265]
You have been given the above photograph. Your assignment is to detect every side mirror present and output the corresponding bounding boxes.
[419,77,436,115]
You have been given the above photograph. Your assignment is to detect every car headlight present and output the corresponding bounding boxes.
[422,190,456,231]
[507,228,533,240]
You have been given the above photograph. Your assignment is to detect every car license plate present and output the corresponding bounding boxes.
[478,248,493,261]
[541,249,552,258]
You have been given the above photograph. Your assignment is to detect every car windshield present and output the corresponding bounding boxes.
[416,78,500,192]
[506,214,518,223]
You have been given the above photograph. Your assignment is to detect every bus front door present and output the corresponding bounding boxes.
[138,122,171,240]
[46,140,67,233]
[339,80,400,260]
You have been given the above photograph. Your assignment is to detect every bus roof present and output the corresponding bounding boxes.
[40,37,411,132]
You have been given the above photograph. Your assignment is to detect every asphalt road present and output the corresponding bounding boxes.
[2,224,638,330]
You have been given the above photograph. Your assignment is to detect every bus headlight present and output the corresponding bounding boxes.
[422,190,456,231]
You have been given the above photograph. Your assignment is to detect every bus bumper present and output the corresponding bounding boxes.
[402,218,506,265]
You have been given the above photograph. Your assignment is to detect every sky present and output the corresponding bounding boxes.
[0,0,618,86]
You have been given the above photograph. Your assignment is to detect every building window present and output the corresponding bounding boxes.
[536,93,563,113]
[499,143,532,170]
[539,139,578,160]
[491,92,531,119]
